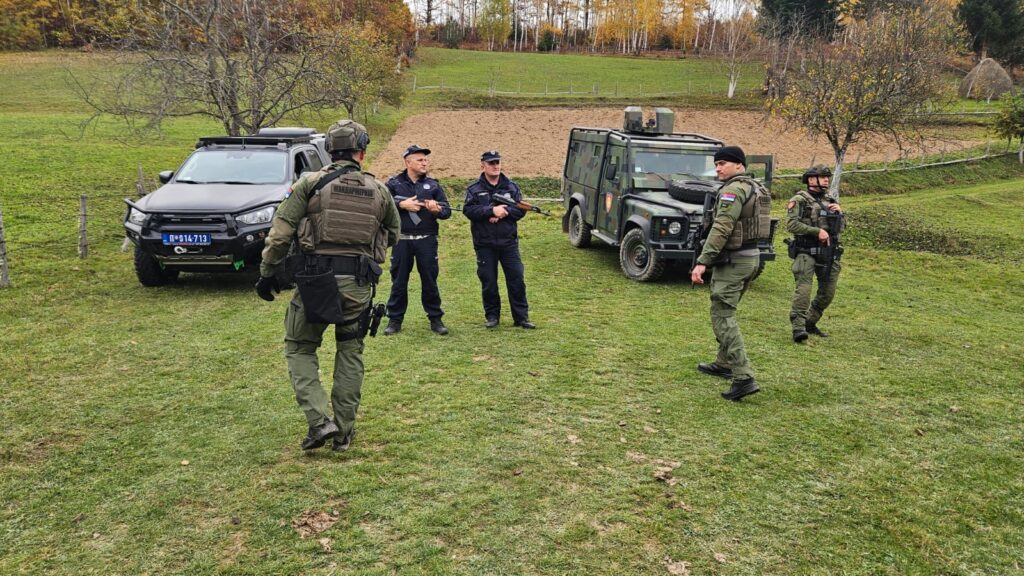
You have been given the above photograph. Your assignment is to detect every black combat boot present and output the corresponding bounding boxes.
[332,426,356,452]
[806,323,828,337]
[721,377,759,401]
[383,320,402,336]
[793,329,809,343]
[697,362,733,379]
[429,317,449,335]
[513,319,536,329]
[484,317,499,328]
[300,420,340,450]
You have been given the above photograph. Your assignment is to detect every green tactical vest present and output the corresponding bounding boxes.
[297,168,388,261]
[723,176,773,250]
[795,190,843,234]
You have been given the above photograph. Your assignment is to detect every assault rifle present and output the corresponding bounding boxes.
[393,195,452,226]
[817,211,845,283]
[491,193,551,216]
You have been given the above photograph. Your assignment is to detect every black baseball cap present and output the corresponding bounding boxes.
[481,150,501,162]
[403,144,431,158]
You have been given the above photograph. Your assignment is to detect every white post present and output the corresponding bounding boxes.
[412,75,417,92]
[79,195,88,259]
[0,201,10,288]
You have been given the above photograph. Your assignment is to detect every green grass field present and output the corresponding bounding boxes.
[2,51,1023,575]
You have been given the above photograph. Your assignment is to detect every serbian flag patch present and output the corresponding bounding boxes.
[720,192,737,202]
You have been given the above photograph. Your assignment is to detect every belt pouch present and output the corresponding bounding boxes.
[294,269,344,324]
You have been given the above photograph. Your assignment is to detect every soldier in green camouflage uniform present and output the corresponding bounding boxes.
[786,164,843,343]
[691,146,772,402]
[256,120,400,452]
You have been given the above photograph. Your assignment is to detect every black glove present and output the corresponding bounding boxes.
[255,275,280,302]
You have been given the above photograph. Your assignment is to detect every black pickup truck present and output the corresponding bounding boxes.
[123,128,330,286]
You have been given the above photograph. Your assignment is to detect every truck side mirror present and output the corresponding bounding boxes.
[158,170,174,184]
[604,161,618,180]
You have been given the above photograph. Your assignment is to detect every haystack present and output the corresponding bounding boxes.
[959,58,1013,101]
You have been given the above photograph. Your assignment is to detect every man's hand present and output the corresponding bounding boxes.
[255,275,280,302]
[399,198,422,212]
[827,203,842,213]
[817,228,831,246]
[492,205,509,219]
[691,264,706,285]
[424,199,442,214]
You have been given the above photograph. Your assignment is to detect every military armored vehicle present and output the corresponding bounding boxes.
[560,107,778,281]
[123,127,330,286]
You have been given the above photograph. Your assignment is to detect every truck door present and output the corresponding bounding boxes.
[599,142,626,236]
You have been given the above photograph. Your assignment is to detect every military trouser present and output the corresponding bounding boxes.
[386,236,444,323]
[789,253,841,330]
[284,275,371,439]
[709,255,759,381]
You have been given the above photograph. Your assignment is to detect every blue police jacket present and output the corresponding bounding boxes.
[385,171,452,236]
[463,172,526,248]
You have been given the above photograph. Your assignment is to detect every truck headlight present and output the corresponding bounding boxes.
[236,206,275,225]
[668,221,682,235]
[127,208,147,226]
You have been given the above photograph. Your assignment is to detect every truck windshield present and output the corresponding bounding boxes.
[175,150,287,185]
[632,149,716,179]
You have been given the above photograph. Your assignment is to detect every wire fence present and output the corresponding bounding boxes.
[411,75,763,99]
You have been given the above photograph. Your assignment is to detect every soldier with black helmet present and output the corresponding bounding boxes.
[691,145,773,402]
[255,120,401,452]
[786,164,844,343]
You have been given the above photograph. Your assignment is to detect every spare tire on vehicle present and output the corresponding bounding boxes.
[667,179,719,204]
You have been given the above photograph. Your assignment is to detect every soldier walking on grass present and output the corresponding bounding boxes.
[691,145,772,401]
[786,164,844,343]
[255,120,400,452]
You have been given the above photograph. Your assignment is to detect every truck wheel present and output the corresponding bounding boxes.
[134,246,178,286]
[567,204,592,248]
[619,228,666,282]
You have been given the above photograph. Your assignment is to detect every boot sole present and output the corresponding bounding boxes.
[722,386,760,401]
[697,365,733,379]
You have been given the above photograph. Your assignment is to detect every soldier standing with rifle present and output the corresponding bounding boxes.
[691,145,772,402]
[785,164,844,343]
[255,120,400,453]
[382,145,452,336]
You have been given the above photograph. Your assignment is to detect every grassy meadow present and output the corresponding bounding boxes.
[2,51,1023,575]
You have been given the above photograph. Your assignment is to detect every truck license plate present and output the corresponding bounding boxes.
[162,233,211,245]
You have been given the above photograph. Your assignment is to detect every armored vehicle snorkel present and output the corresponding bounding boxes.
[560,106,778,281]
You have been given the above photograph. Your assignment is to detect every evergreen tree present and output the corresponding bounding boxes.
[958,0,1024,67]
[760,0,842,36]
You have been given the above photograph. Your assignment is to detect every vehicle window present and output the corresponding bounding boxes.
[293,151,309,180]
[176,150,288,185]
[304,150,323,172]
[633,150,716,179]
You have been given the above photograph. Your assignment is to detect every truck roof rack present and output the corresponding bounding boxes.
[195,135,313,149]
[256,127,320,138]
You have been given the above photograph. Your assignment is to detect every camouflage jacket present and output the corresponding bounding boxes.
[696,172,755,266]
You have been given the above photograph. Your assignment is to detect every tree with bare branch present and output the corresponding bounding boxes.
[70,0,405,136]
[768,5,961,194]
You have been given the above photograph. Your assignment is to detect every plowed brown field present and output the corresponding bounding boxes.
[370,108,976,180]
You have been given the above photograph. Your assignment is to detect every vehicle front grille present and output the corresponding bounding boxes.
[150,213,228,232]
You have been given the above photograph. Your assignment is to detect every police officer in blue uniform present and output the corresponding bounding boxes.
[463,150,535,329]
[383,145,452,335]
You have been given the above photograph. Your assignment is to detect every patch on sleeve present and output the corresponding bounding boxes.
[719,192,737,203]
[786,200,796,210]
[283,187,292,200]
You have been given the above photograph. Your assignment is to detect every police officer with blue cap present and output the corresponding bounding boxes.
[383,144,452,335]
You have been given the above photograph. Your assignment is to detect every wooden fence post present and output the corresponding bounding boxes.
[412,75,417,92]
[0,201,10,288]
[79,195,88,259]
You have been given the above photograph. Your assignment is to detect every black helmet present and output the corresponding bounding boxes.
[325,119,370,153]
[801,164,833,184]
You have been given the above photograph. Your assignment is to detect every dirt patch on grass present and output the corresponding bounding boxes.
[371,108,977,179]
